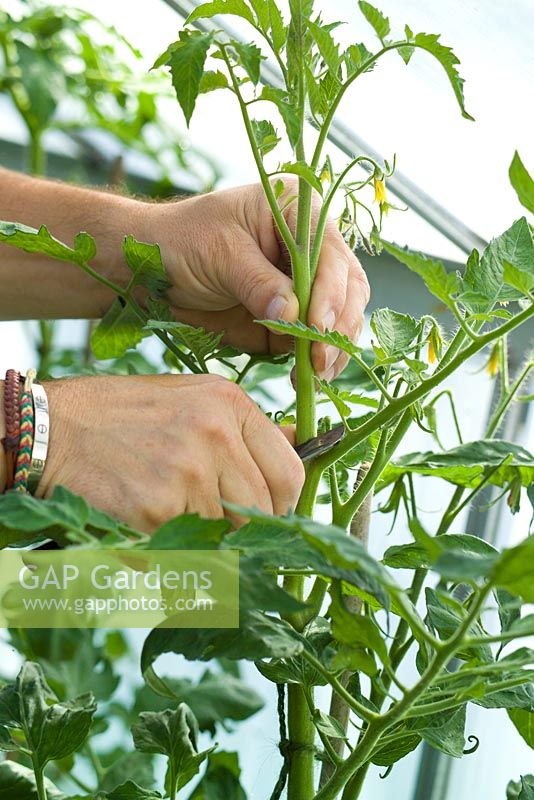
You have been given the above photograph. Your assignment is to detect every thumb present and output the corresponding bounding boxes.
[226,244,299,323]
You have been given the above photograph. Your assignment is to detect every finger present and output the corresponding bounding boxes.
[313,258,368,379]
[185,487,225,519]
[307,222,349,375]
[311,246,369,376]
[244,415,305,516]
[224,237,299,325]
[219,449,274,527]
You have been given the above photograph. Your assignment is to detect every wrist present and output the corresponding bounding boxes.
[34,378,71,499]
[91,194,147,289]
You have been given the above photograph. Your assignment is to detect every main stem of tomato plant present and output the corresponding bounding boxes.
[285,175,317,800]
[32,759,47,800]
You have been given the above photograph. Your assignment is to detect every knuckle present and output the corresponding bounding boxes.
[182,461,208,485]
[216,378,248,406]
[140,495,182,530]
[202,418,233,447]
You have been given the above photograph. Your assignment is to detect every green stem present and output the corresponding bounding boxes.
[301,651,378,723]
[220,44,297,261]
[31,759,48,800]
[285,458,317,800]
[286,682,316,799]
[284,29,317,793]
[425,389,464,445]
[169,764,177,800]
[336,409,412,528]
[29,129,45,175]
[67,772,95,795]
[85,741,105,783]
[406,674,534,718]
[294,245,316,445]
[486,358,533,437]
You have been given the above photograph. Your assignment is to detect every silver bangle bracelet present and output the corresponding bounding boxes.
[28,382,50,494]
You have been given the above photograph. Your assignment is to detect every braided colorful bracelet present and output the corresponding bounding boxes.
[1,369,22,490]
[13,369,36,494]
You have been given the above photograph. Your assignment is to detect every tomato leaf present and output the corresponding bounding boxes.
[159,31,214,125]
[186,0,255,26]
[358,1,390,44]
[132,705,213,794]
[509,151,534,215]
[413,32,473,121]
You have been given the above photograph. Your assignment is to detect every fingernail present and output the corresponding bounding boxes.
[266,294,288,321]
[322,310,336,331]
[323,366,335,383]
[325,345,338,371]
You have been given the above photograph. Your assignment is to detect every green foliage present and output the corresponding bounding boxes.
[132,705,213,795]
[306,17,341,74]
[465,217,534,311]
[0,484,140,549]
[509,151,534,215]
[99,782,162,799]
[157,30,214,125]
[251,118,280,155]
[258,318,362,357]
[0,222,95,266]
[0,3,209,184]
[382,241,460,308]
[508,707,534,749]
[123,238,170,298]
[131,670,263,734]
[188,751,247,799]
[407,705,467,758]
[370,308,421,359]
[380,439,534,490]
[92,301,146,361]
[145,321,223,369]
[0,762,65,799]
[508,776,534,800]
[0,662,96,770]
[358,2,390,45]
[186,0,255,27]
[412,32,473,120]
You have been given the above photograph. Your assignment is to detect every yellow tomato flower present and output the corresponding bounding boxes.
[486,344,500,378]
[373,176,387,206]
[320,163,332,184]
[427,326,442,364]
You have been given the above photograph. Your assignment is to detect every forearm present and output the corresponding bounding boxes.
[0,168,146,319]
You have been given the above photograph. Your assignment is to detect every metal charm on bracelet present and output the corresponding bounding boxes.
[28,382,49,494]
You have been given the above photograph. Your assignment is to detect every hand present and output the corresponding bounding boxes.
[38,374,305,532]
[136,182,370,381]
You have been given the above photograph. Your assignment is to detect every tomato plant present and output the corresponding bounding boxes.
[1,1,534,799]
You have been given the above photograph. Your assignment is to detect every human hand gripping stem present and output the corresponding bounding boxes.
[0,169,370,382]
[138,180,370,381]
[21,374,305,532]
